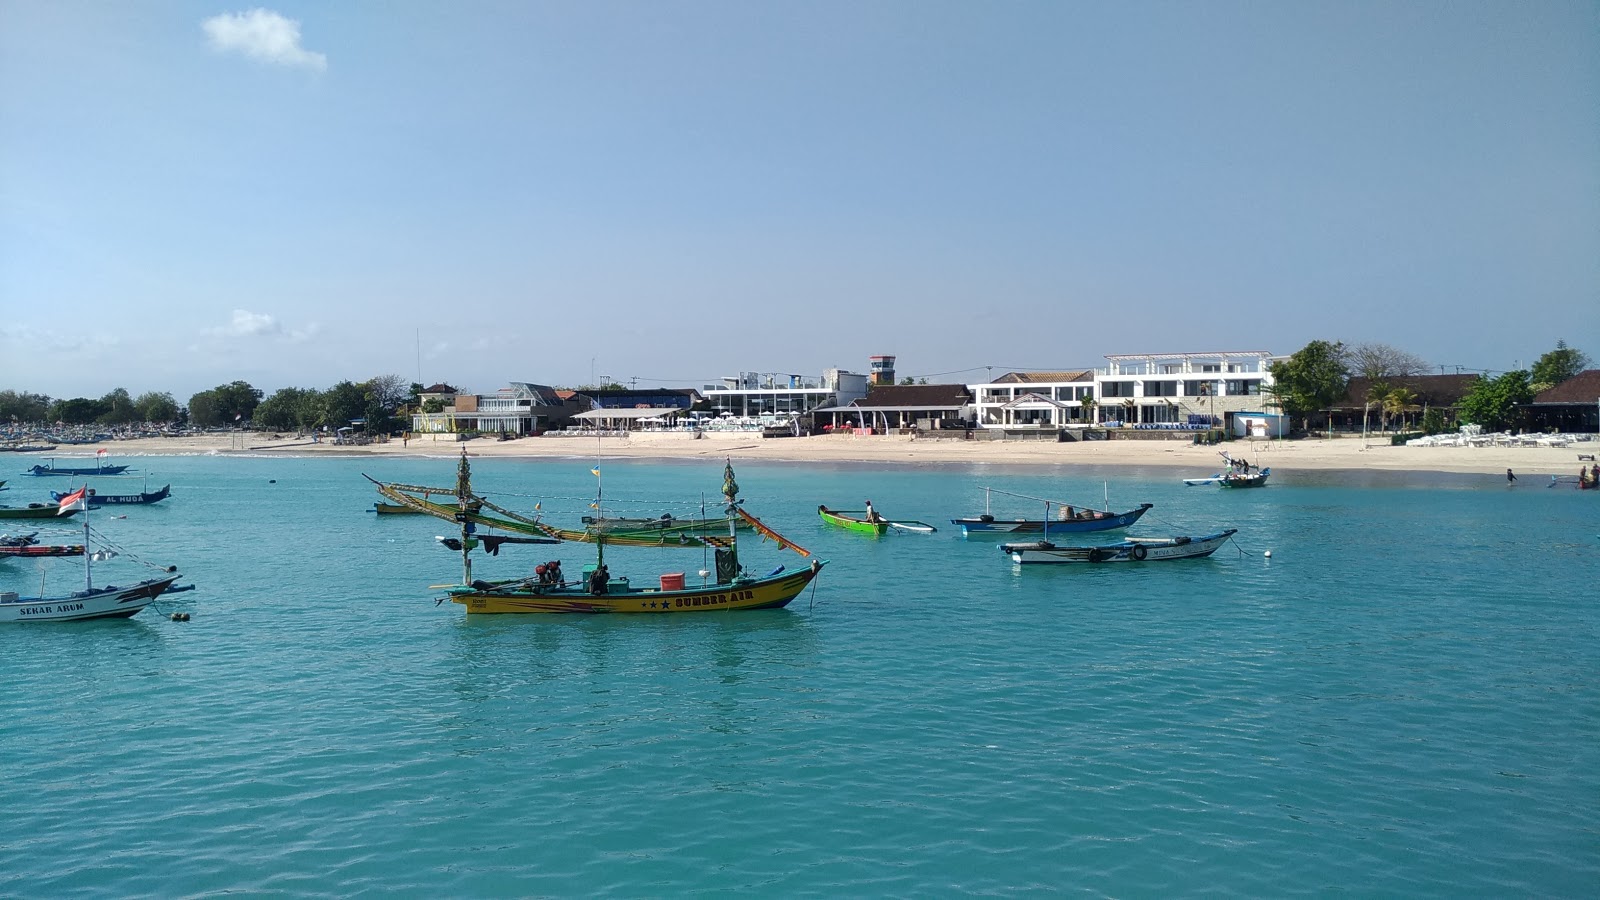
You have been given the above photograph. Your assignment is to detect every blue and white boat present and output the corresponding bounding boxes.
[952,487,1152,536]
[1002,529,1238,565]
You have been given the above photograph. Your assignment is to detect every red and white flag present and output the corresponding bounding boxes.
[96,448,107,456]
[58,486,88,514]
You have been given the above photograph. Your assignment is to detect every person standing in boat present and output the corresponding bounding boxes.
[864,500,883,523]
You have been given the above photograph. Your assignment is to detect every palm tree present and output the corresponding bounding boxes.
[1078,391,1098,425]
[1365,380,1391,434]
[1384,387,1421,432]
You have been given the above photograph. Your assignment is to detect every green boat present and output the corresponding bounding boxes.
[818,504,889,535]
[0,503,78,520]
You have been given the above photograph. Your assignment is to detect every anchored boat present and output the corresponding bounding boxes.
[1003,529,1238,565]
[369,453,825,614]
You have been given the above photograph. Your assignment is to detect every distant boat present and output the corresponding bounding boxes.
[1003,529,1238,565]
[51,485,170,506]
[372,501,421,514]
[25,457,130,477]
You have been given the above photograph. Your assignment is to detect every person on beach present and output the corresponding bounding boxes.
[1506,468,1517,483]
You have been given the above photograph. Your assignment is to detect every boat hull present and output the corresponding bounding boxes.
[52,485,170,506]
[0,573,180,622]
[0,544,85,558]
[1007,530,1237,564]
[26,464,130,477]
[1217,474,1269,488]
[0,505,78,520]
[447,561,825,614]
[953,503,1153,536]
[818,506,888,535]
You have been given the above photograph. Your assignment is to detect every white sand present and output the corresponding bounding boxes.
[36,430,1599,478]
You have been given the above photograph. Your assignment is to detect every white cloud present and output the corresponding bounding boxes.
[213,308,282,337]
[202,9,327,71]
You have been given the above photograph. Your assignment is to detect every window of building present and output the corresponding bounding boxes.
[1100,381,1134,398]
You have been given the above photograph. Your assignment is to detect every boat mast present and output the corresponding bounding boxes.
[455,449,473,586]
[722,459,740,574]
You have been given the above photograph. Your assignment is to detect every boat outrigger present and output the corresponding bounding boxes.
[368,453,825,614]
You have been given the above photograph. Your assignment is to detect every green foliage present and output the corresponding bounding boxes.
[421,397,446,414]
[254,387,325,431]
[1458,371,1534,432]
[0,390,53,424]
[1421,407,1449,435]
[319,381,368,431]
[1268,340,1349,430]
[48,397,110,425]
[134,392,179,423]
[187,381,264,427]
[1529,341,1591,391]
[99,388,138,425]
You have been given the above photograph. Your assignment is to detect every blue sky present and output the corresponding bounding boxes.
[3,1,1597,402]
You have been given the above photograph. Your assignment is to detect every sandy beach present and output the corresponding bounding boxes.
[20,429,1597,479]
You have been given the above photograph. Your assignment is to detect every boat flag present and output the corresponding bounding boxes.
[591,467,601,477]
[58,486,88,514]
[96,448,107,456]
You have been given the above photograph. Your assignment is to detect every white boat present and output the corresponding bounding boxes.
[1004,529,1237,565]
[0,486,182,623]
[0,575,181,622]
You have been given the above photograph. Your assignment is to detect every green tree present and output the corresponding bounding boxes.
[99,388,138,425]
[134,391,178,423]
[187,390,223,427]
[421,397,446,414]
[1268,340,1349,432]
[1383,387,1420,432]
[0,390,53,424]
[319,381,368,431]
[1458,371,1534,432]
[1421,407,1449,435]
[1365,380,1391,433]
[254,387,324,431]
[1529,341,1591,392]
[48,397,110,425]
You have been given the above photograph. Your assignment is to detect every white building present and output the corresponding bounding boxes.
[698,369,868,420]
[968,351,1278,431]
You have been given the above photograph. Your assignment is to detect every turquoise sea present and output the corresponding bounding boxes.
[2,451,1597,896]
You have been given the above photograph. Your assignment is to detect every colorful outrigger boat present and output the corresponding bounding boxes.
[369,454,825,614]
[1002,529,1238,565]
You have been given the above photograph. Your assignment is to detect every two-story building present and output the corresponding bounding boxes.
[967,351,1278,432]
[410,382,573,435]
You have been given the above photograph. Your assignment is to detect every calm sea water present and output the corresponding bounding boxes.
[2,451,1596,896]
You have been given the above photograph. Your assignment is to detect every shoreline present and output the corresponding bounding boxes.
[10,431,1597,478]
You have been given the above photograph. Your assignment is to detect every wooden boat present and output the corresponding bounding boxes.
[818,504,937,534]
[1003,529,1238,565]
[818,505,889,535]
[0,503,79,520]
[368,454,825,614]
[372,501,422,514]
[0,491,182,622]
[50,484,170,506]
[0,543,86,558]
[953,487,1153,536]
[25,458,130,477]
[580,513,750,536]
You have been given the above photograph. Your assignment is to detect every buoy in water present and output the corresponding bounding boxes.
[269,479,277,484]
[1264,550,1272,558]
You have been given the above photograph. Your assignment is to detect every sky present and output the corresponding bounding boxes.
[3,1,1597,403]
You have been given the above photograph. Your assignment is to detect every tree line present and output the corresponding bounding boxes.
[1267,340,1591,434]
[0,374,416,433]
